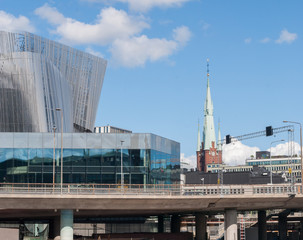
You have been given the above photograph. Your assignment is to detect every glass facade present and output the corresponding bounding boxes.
[0,31,107,133]
[0,133,180,184]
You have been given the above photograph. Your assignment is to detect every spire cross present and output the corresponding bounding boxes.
[207,58,210,77]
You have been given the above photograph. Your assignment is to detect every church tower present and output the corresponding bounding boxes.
[197,59,222,172]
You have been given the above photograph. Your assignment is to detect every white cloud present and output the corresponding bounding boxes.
[0,10,35,32]
[35,4,191,67]
[244,38,252,44]
[85,47,105,58]
[181,153,196,169]
[223,141,260,166]
[260,37,271,43]
[34,4,65,25]
[35,4,149,45]
[173,25,191,46]
[110,26,191,67]
[83,0,191,12]
[268,141,301,156]
[110,35,177,67]
[276,29,298,44]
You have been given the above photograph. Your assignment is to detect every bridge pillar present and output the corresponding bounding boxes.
[278,215,287,240]
[60,210,73,240]
[49,216,60,239]
[171,214,181,233]
[224,209,238,240]
[158,215,164,233]
[300,220,303,240]
[258,210,267,240]
[195,213,207,240]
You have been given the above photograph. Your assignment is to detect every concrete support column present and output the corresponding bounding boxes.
[60,210,73,240]
[195,213,207,240]
[171,214,181,233]
[258,210,267,240]
[278,215,287,240]
[158,215,164,233]
[300,220,303,240]
[49,216,60,240]
[224,209,238,240]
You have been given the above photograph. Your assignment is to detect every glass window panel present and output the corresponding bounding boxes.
[87,173,101,183]
[131,174,143,184]
[14,148,28,167]
[0,148,13,163]
[0,149,14,182]
[72,149,86,166]
[101,174,115,184]
[72,173,86,183]
[43,173,53,183]
[28,149,41,166]
[120,149,129,166]
[43,148,53,166]
[130,150,142,167]
[101,149,116,166]
[63,149,73,166]
[87,149,102,167]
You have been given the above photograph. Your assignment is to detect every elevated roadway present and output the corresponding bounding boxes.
[0,183,302,240]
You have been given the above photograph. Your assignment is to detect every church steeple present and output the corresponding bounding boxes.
[202,59,216,150]
[196,59,222,172]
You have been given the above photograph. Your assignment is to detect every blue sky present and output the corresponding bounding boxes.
[0,0,302,167]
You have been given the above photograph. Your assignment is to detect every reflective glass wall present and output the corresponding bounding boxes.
[0,133,180,184]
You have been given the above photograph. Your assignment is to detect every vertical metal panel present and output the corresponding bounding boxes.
[0,31,107,133]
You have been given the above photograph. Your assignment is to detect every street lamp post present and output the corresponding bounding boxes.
[283,121,303,187]
[270,139,284,184]
[120,140,124,188]
[56,108,63,195]
[52,126,56,192]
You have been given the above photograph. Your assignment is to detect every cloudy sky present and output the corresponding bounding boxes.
[0,0,302,168]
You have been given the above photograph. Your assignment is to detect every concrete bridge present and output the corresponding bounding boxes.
[0,183,302,240]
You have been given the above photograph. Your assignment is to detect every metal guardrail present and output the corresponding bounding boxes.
[0,183,301,196]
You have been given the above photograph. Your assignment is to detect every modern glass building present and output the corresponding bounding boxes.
[0,31,181,185]
[0,31,107,133]
[0,132,180,184]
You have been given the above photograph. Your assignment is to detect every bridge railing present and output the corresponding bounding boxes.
[0,183,301,196]
[182,184,300,196]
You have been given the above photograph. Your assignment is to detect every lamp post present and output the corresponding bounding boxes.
[56,108,63,194]
[201,178,205,185]
[283,120,303,186]
[270,139,284,184]
[52,126,56,192]
[120,140,124,188]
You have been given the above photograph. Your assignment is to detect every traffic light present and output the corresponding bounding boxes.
[226,135,231,144]
[266,126,273,136]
